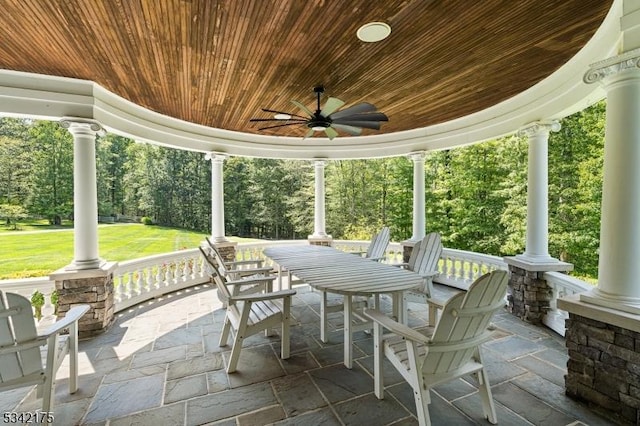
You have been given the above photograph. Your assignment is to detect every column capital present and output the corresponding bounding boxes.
[408,151,426,162]
[583,48,640,84]
[518,121,561,139]
[205,152,227,162]
[59,117,105,136]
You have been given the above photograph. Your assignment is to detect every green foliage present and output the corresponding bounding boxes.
[31,290,45,320]
[0,102,607,280]
[141,216,154,225]
[0,204,28,230]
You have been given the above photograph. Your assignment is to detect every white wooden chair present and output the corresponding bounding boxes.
[199,247,295,373]
[202,237,276,302]
[0,291,89,422]
[397,232,444,325]
[204,236,273,280]
[364,270,508,426]
[364,226,391,261]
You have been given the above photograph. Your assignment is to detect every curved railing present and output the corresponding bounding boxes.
[112,249,208,312]
[542,271,593,335]
[0,239,591,333]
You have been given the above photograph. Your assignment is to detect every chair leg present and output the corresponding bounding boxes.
[219,316,231,347]
[413,386,432,426]
[226,331,244,373]
[476,367,497,424]
[372,321,384,399]
[69,322,79,394]
[281,296,291,359]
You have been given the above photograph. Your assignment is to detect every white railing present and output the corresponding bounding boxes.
[113,249,209,312]
[542,271,593,336]
[0,240,593,336]
[437,248,508,290]
[0,277,57,322]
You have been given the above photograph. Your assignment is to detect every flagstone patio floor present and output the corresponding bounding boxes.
[0,282,620,425]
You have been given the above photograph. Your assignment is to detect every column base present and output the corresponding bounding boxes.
[503,256,573,325]
[580,289,640,315]
[308,235,333,246]
[505,255,574,272]
[401,239,420,263]
[50,261,118,339]
[207,240,238,262]
[66,258,106,271]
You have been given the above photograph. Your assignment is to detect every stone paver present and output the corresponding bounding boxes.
[0,283,619,425]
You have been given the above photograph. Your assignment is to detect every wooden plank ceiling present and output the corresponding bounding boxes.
[0,0,612,138]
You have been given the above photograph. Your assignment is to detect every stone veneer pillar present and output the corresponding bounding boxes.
[559,45,640,422]
[505,121,572,324]
[49,118,116,338]
[309,159,332,246]
[50,263,117,339]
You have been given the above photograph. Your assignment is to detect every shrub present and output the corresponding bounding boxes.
[141,216,153,225]
[31,290,45,320]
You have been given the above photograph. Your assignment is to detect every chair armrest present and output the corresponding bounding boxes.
[225,275,277,286]
[364,308,430,344]
[368,256,385,262]
[392,263,410,269]
[226,259,265,267]
[41,305,90,337]
[225,266,274,276]
[419,270,439,278]
[232,289,296,302]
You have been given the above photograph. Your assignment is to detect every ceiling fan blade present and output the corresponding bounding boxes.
[324,127,339,140]
[291,100,314,116]
[250,118,306,122]
[320,97,345,117]
[261,108,308,119]
[331,120,381,130]
[303,128,314,139]
[258,122,305,131]
[332,112,388,122]
[329,102,377,120]
[331,123,362,136]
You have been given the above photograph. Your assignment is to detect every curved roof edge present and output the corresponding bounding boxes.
[0,1,620,160]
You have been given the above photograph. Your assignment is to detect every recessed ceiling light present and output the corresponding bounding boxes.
[357,22,391,43]
[274,113,291,120]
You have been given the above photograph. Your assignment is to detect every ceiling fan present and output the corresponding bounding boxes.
[249,86,388,139]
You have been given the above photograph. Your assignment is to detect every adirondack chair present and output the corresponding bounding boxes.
[365,226,391,261]
[0,291,89,422]
[204,236,273,280]
[397,233,444,325]
[199,247,295,373]
[202,237,276,303]
[364,270,508,426]
[353,226,390,262]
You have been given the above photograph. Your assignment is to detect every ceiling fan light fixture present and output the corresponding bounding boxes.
[357,22,391,42]
[311,125,326,131]
[274,113,292,120]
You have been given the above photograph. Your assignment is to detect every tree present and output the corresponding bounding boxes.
[27,121,73,224]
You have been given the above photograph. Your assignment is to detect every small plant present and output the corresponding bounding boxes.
[31,290,45,320]
[141,216,154,225]
[51,290,59,314]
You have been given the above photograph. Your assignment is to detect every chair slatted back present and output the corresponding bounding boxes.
[0,292,43,383]
[421,270,508,375]
[412,233,443,295]
[366,226,390,260]
[204,237,233,276]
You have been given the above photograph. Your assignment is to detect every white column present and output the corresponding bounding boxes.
[517,121,560,263]
[580,50,640,313]
[310,160,330,238]
[409,151,426,241]
[207,153,229,243]
[60,118,104,270]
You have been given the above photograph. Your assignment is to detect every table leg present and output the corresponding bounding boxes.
[344,294,353,369]
[320,291,329,343]
[392,291,408,325]
[277,264,283,290]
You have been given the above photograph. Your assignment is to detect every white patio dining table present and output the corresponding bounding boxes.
[263,245,424,368]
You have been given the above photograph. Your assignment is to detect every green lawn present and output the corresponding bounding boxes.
[0,223,257,279]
